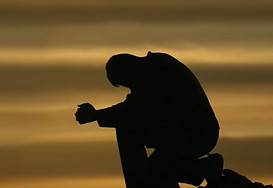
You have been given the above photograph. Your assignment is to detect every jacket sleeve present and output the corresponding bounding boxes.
[96,94,135,128]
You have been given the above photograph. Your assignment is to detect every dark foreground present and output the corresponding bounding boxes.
[199,169,272,188]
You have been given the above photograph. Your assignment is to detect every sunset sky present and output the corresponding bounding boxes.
[0,0,272,187]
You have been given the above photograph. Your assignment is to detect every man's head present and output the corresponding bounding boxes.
[106,54,141,87]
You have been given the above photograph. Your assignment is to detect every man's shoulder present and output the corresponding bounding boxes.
[146,51,187,70]
[147,51,182,64]
[146,51,174,59]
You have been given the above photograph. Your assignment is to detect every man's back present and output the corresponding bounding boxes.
[128,52,219,132]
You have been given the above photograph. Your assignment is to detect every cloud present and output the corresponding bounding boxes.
[0,141,123,179]
[1,64,273,96]
[213,137,273,177]
[191,64,273,85]
[0,65,108,95]
[0,137,272,180]
[1,22,272,48]
[0,0,272,25]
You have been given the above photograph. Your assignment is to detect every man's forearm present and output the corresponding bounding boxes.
[95,108,121,128]
[95,101,131,128]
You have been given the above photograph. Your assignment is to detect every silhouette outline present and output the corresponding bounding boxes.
[75,52,271,188]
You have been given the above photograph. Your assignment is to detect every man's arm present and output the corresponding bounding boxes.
[75,94,133,127]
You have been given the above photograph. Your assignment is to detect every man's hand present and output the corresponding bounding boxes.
[75,103,97,125]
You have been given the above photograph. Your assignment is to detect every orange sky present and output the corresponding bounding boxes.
[0,0,272,187]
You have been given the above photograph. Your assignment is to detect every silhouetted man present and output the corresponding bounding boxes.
[75,52,223,188]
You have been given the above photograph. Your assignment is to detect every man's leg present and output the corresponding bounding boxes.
[116,127,148,188]
[146,150,181,188]
[116,127,180,188]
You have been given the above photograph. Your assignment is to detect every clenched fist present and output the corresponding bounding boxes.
[75,103,97,124]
